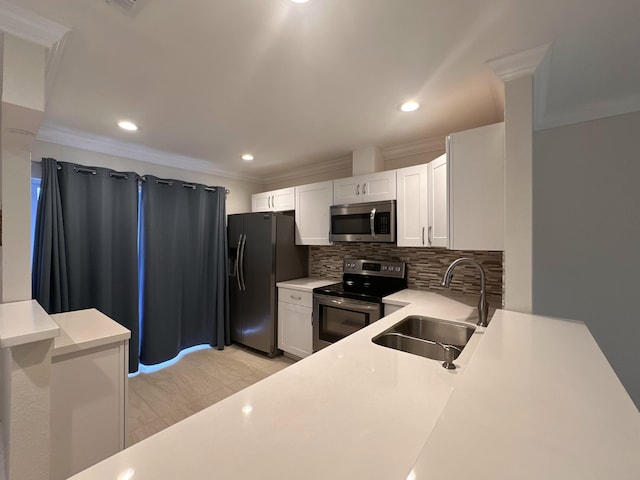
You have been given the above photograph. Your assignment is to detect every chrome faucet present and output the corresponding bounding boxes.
[441,258,490,327]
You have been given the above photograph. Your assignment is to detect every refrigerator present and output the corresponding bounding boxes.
[228,212,308,356]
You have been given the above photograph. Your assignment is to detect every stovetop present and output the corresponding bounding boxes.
[313,259,407,303]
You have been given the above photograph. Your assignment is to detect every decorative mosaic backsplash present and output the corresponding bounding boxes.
[310,244,503,300]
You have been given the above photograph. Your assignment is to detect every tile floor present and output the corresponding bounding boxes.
[127,344,295,446]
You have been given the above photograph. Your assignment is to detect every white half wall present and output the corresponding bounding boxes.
[533,110,640,408]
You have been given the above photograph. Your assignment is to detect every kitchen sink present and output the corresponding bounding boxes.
[372,315,475,362]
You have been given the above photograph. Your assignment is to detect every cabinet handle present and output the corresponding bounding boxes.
[356,184,360,195]
[422,226,425,245]
[363,183,367,195]
[428,226,432,246]
[268,196,271,209]
[290,294,302,301]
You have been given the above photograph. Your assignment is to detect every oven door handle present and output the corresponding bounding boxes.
[370,207,377,240]
[314,294,380,313]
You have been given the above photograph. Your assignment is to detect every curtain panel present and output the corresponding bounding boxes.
[140,176,229,365]
[33,160,140,372]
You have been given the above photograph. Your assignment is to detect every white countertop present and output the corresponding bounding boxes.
[410,309,640,480]
[51,308,131,357]
[68,290,640,479]
[0,300,59,348]
[276,277,336,292]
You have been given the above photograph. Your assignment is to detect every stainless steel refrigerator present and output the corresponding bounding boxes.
[228,212,308,356]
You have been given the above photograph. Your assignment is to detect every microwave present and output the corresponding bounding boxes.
[330,200,396,243]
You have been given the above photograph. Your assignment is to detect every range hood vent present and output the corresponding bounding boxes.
[104,0,149,17]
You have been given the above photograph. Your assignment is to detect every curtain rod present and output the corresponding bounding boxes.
[52,163,230,195]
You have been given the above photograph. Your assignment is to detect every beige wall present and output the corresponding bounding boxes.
[383,150,445,171]
[263,164,352,191]
[263,146,446,192]
[31,141,262,215]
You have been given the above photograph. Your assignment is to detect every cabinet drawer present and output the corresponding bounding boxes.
[278,288,312,307]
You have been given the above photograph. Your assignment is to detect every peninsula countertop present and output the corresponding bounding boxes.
[68,290,640,479]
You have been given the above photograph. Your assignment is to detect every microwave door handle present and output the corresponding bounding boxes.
[370,208,377,239]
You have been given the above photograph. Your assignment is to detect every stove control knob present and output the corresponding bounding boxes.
[382,266,387,271]
[395,266,401,272]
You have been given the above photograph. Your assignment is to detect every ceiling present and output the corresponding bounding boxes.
[9,0,640,183]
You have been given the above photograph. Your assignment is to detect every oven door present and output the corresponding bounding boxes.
[313,294,382,351]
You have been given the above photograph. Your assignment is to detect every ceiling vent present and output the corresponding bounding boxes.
[104,0,149,17]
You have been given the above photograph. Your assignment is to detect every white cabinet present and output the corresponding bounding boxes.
[252,187,295,212]
[50,309,130,480]
[429,154,448,247]
[333,170,396,205]
[396,154,448,247]
[384,303,403,317]
[278,287,313,358]
[447,122,505,251]
[295,180,333,245]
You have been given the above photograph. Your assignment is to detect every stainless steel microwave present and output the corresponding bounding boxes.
[330,200,396,243]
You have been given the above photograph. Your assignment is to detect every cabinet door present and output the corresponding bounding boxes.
[448,122,504,250]
[51,342,127,479]
[396,164,428,247]
[252,192,272,212]
[363,170,397,202]
[333,176,362,205]
[277,301,313,358]
[295,181,333,245]
[428,154,448,247]
[271,187,295,211]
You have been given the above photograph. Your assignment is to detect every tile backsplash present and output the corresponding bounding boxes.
[310,244,503,301]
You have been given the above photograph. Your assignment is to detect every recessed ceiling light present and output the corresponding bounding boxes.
[118,120,139,131]
[242,154,254,161]
[290,0,310,3]
[399,101,420,112]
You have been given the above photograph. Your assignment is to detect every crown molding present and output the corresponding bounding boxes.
[36,123,264,184]
[382,137,445,160]
[262,155,352,185]
[487,43,552,83]
[36,124,455,187]
[0,1,69,47]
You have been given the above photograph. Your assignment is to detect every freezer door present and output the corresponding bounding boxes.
[227,214,245,344]
[240,213,276,354]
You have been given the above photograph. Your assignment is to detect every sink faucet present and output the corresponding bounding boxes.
[441,258,490,327]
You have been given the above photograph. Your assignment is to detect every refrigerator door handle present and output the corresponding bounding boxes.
[234,235,242,290]
[238,233,247,291]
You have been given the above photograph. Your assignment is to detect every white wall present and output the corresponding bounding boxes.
[504,75,533,313]
[533,110,640,407]
[30,141,262,214]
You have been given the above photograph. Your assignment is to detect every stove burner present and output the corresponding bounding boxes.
[313,258,406,303]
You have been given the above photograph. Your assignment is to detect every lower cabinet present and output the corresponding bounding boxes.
[50,309,129,480]
[278,287,313,358]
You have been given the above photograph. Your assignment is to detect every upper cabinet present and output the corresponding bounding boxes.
[447,122,505,251]
[295,181,333,245]
[251,187,295,212]
[396,154,447,247]
[333,170,396,205]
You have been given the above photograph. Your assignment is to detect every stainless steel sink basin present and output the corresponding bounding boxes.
[372,315,475,362]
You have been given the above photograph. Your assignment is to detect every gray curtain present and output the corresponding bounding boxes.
[140,177,229,365]
[33,160,140,372]
[32,158,69,312]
